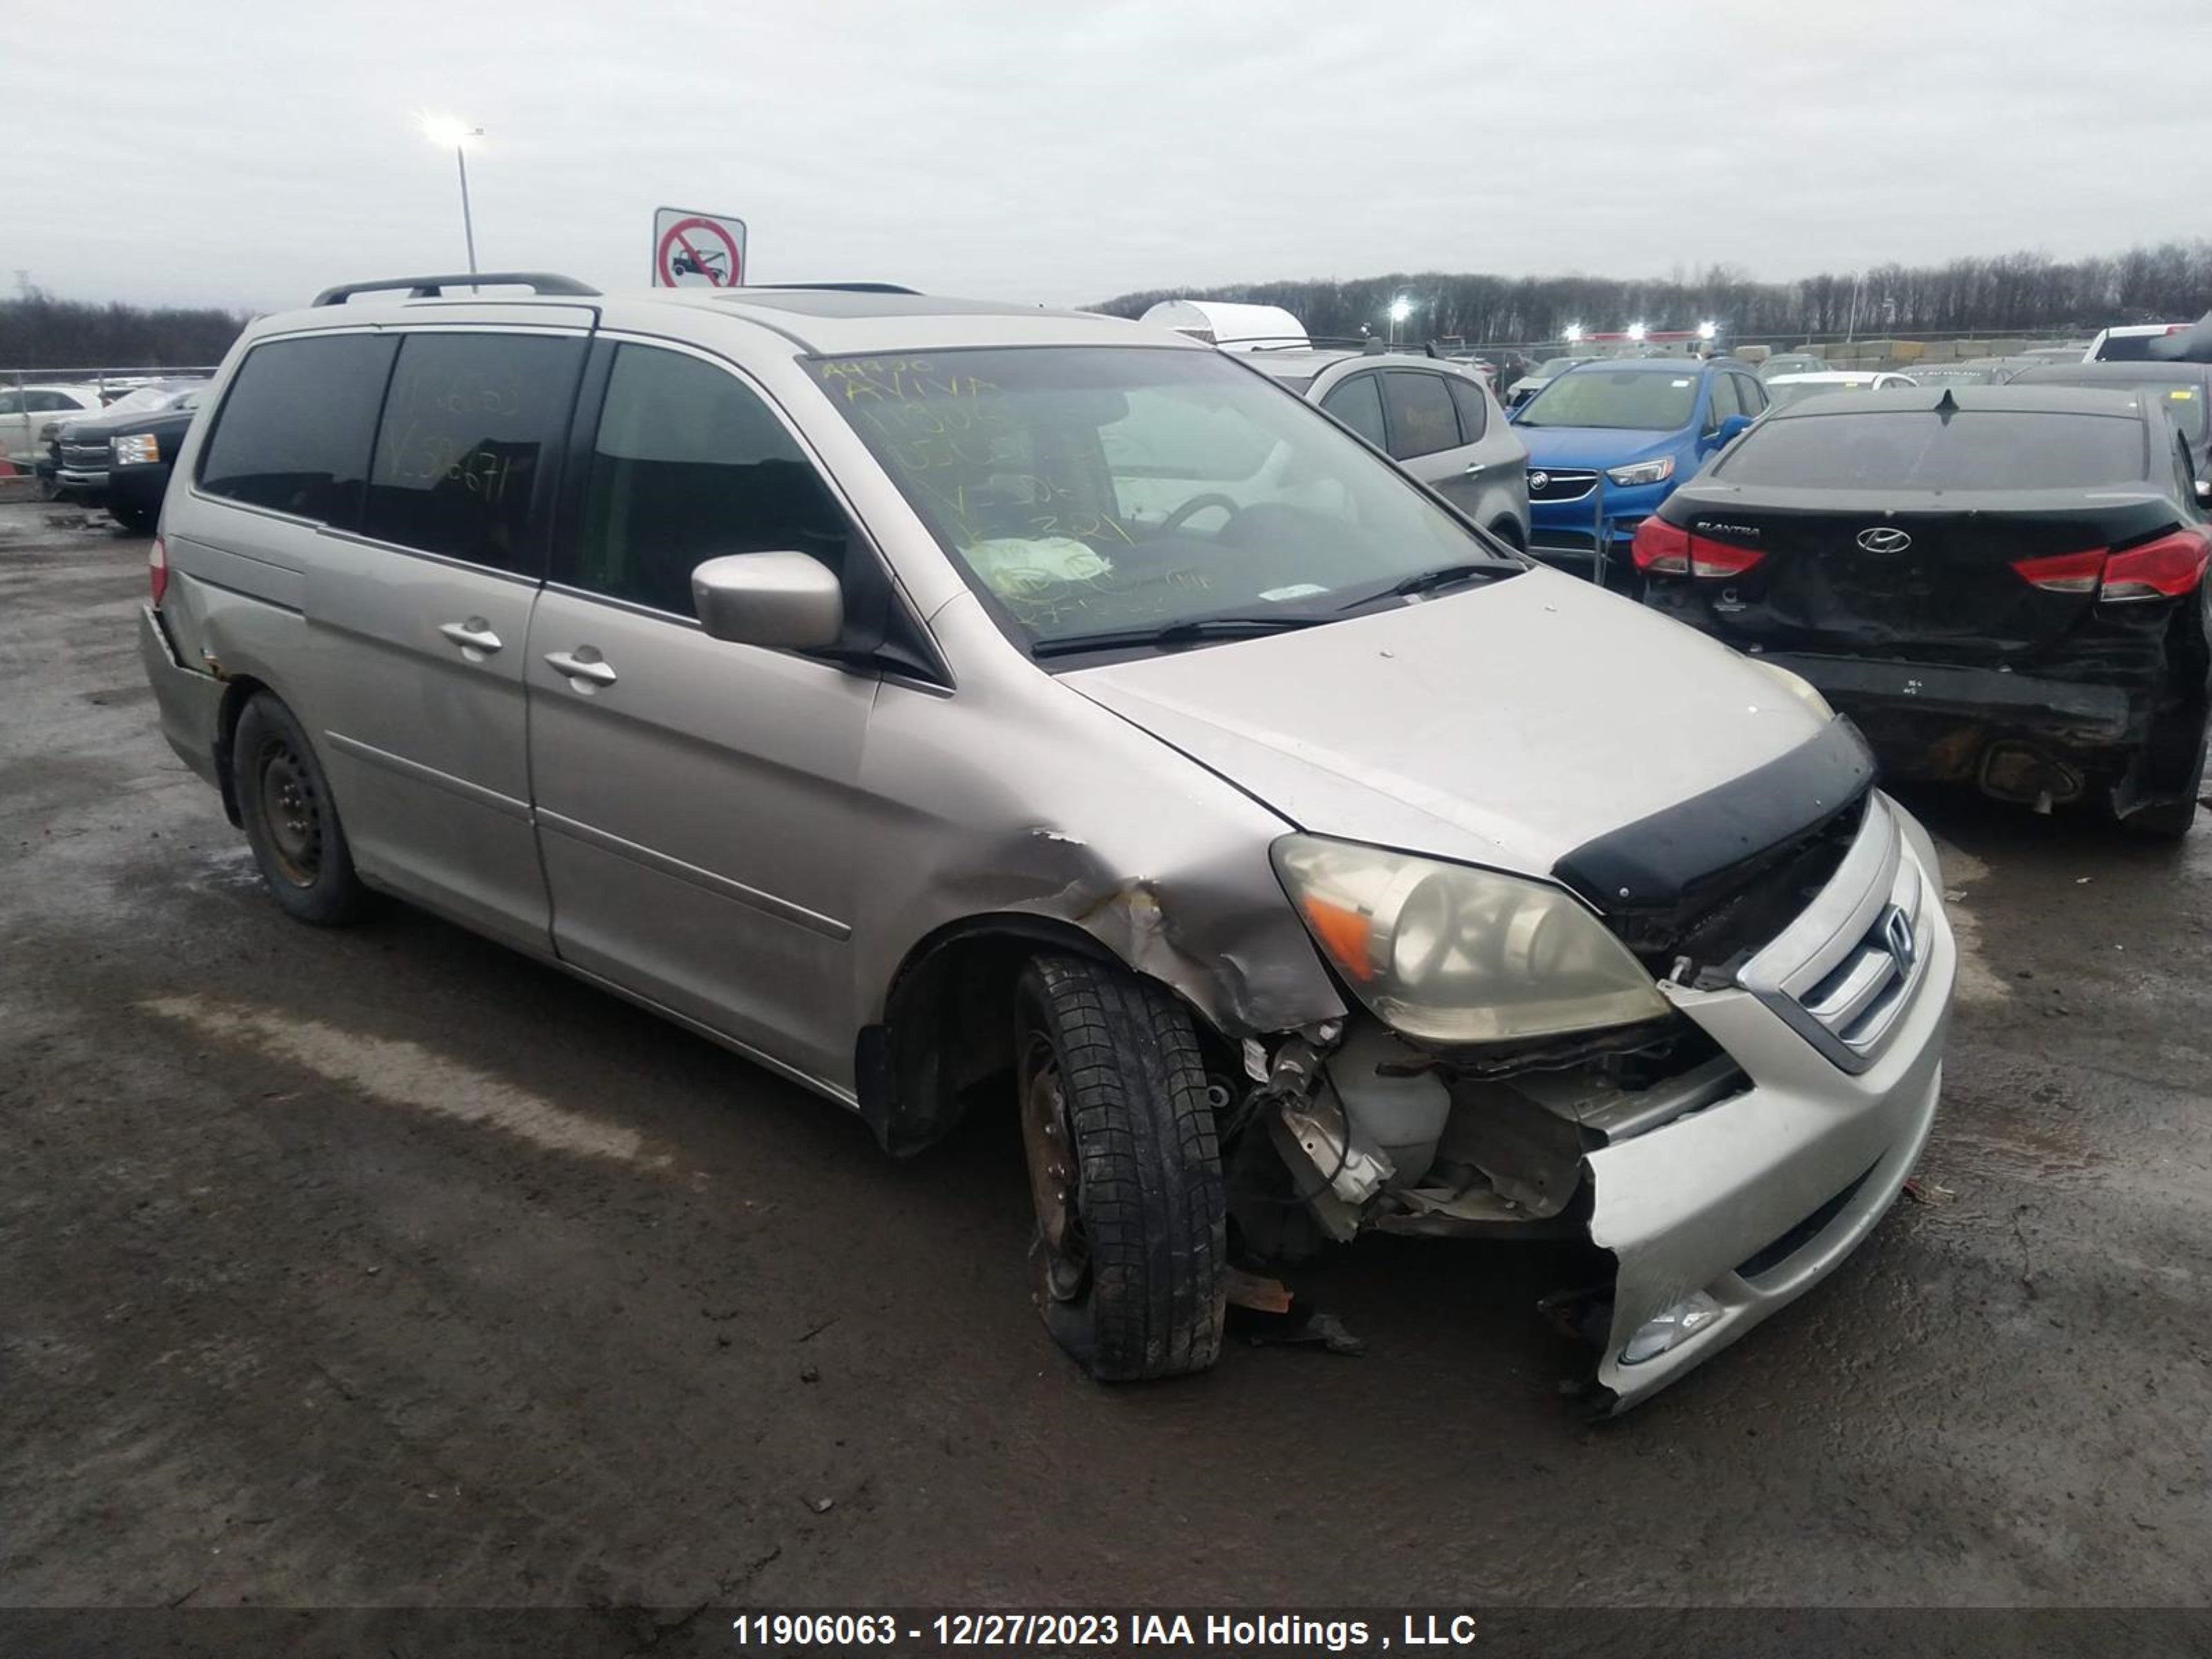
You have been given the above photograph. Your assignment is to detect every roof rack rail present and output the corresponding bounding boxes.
[742,282,921,294]
[312,272,602,306]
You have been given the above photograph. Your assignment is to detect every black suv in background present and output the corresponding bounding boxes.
[48,378,211,529]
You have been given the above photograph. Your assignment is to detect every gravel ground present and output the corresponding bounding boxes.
[3,502,2207,1653]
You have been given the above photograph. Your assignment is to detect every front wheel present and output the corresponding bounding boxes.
[106,494,153,532]
[1015,955,1226,1382]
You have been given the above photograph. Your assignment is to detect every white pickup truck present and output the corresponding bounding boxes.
[0,384,105,467]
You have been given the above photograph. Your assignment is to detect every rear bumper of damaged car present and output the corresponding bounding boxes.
[138,605,225,793]
[1754,650,2147,803]
[1584,792,1954,1412]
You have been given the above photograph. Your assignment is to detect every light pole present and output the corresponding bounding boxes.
[418,114,484,285]
[1389,294,1413,346]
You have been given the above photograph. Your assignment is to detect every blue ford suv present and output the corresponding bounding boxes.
[1511,357,1766,586]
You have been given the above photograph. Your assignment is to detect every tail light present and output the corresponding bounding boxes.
[2012,548,2107,594]
[1630,517,1764,579]
[1630,518,1690,574]
[1689,540,1763,578]
[149,535,169,606]
[2011,529,2211,603]
[2101,529,2212,601]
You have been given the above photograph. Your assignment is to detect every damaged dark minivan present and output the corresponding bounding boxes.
[141,279,1957,1416]
[1635,385,2212,834]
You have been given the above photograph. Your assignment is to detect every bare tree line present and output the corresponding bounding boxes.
[6,241,2207,368]
[1094,242,2212,345]
[1,292,250,370]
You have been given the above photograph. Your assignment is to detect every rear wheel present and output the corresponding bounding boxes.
[1014,955,1226,1382]
[234,693,370,924]
[2122,712,2209,840]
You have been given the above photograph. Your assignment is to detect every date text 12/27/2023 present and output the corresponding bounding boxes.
[727,1611,1483,1651]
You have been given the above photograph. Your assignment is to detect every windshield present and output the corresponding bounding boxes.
[2022,375,2208,443]
[1515,367,1700,430]
[1717,410,2147,491]
[103,382,200,415]
[1764,379,1899,411]
[815,346,1512,653]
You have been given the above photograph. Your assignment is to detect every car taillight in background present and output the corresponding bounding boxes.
[1630,518,1765,578]
[2012,529,2211,603]
[149,535,169,606]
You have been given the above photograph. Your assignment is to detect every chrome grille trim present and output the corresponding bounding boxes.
[1736,795,1929,1074]
[1527,467,1597,501]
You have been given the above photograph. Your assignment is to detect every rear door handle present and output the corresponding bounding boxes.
[544,648,618,690]
[1463,461,1487,476]
[439,618,503,655]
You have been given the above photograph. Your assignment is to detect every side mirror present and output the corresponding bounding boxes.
[1713,414,1754,445]
[691,552,843,650]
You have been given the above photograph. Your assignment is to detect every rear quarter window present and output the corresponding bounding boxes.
[198,335,399,524]
[1382,371,1461,460]
[1716,409,2149,491]
[1445,375,1488,442]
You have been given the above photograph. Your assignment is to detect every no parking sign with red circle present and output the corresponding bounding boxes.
[653,207,747,288]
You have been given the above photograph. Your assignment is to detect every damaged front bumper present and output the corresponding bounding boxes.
[1586,794,1952,1410]
[1254,791,1954,1414]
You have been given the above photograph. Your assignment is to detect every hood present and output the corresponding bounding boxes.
[1062,568,1830,881]
[57,405,196,442]
[1515,425,1680,469]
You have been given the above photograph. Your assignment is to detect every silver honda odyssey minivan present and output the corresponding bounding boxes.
[138,274,1956,1411]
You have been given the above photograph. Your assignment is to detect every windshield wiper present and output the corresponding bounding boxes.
[1031,614,1331,659]
[1340,561,1504,609]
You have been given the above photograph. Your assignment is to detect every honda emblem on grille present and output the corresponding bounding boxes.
[1528,471,1550,492]
[1882,905,1918,968]
[1857,526,1913,553]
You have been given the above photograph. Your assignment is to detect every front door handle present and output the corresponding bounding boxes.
[1463,461,1487,476]
[545,648,618,690]
[439,618,503,656]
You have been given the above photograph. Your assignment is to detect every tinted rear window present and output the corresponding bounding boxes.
[199,335,397,524]
[1716,409,2148,491]
[2095,335,2164,362]
[1382,371,1461,460]
[2015,375,2209,444]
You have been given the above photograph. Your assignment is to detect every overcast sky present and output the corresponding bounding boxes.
[10,0,2210,315]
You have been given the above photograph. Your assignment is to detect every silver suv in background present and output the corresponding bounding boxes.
[138,274,1953,1412]
[1237,343,1531,550]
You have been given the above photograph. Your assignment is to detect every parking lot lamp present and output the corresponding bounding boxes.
[1389,294,1414,345]
[418,114,485,287]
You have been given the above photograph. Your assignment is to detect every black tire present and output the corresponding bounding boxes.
[233,693,370,925]
[2122,716,2209,840]
[1014,955,1226,1382]
[106,494,153,532]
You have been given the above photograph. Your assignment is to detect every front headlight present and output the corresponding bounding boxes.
[1751,659,1834,722]
[1606,456,1676,487]
[1272,834,1669,1044]
[112,433,160,466]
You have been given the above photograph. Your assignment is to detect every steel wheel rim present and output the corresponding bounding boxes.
[1018,1033,1088,1302]
[258,743,322,888]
